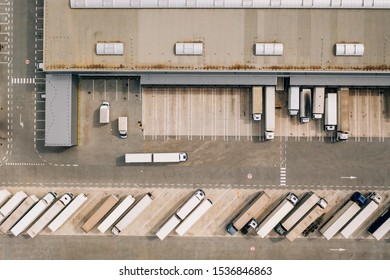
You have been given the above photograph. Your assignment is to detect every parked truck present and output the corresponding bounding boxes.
[251,86,263,121]
[320,192,366,240]
[288,86,299,116]
[226,192,270,235]
[341,192,381,239]
[0,189,11,207]
[285,198,328,242]
[312,87,325,119]
[175,199,213,236]
[48,193,88,233]
[324,92,337,131]
[275,192,319,235]
[27,193,74,238]
[0,195,39,234]
[368,204,390,240]
[99,102,110,124]
[265,86,275,140]
[337,88,350,141]
[156,215,182,241]
[176,189,205,220]
[97,195,135,233]
[125,152,188,164]
[256,193,299,238]
[118,117,128,139]
[0,191,28,223]
[11,192,57,236]
[82,194,119,233]
[299,89,311,123]
[112,193,154,235]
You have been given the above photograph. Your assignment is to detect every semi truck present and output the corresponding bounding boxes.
[275,192,319,235]
[125,152,188,163]
[99,102,110,124]
[0,195,39,234]
[368,205,390,240]
[176,189,205,220]
[341,192,381,239]
[97,195,135,233]
[0,191,28,223]
[0,189,11,207]
[27,193,74,238]
[156,215,181,241]
[256,193,299,238]
[251,86,263,121]
[320,192,366,240]
[337,88,350,141]
[175,199,213,236]
[324,92,337,131]
[299,89,311,123]
[112,193,154,235]
[11,192,57,236]
[48,193,88,233]
[82,194,119,233]
[226,192,270,235]
[285,198,328,242]
[288,86,299,116]
[118,117,128,139]
[312,87,325,119]
[265,86,275,140]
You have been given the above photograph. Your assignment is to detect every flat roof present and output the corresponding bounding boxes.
[44,1,390,72]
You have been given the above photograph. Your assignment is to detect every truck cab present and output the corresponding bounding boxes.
[240,218,258,235]
[351,192,366,207]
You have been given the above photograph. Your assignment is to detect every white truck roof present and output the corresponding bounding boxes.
[0,189,12,207]
[324,93,337,129]
[125,153,153,163]
[0,191,28,222]
[153,153,187,163]
[156,215,181,241]
[99,102,110,124]
[176,189,205,220]
[288,86,300,115]
[312,87,325,118]
[265,86,275,139]
[175,199,212,236]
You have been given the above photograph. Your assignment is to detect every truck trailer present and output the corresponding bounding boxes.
[226,192,270,235]
[251,86,263,121]
[176,189,205,220]
[324,92,337,131]
[337,88,350,141]
[265,86,275,140]
[99,102,110,124]
[312,87,325,119]
[155,215,181,241]
[11,192,57,236]
[112,193,154,235]
[285,198,328,242]
[48,193,88,233]
[0,191,28,223]
[299,89,311,123]
[288,87,299,116]
[125,152,187,163]
[0,189,11,207]
[118,117,128,139]
[256,193,299,238]
[27,193,74,238]
[175,199,213,236]
[368,205,390,240]
[341,192,381,239]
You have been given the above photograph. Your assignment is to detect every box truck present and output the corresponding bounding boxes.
[324,93,337,131]
[256,193,299,238]
[0,189,11,207]
[11,192,57,236]
[82,194,119,233]
[175,199,213,236]
[0,191,28,223]
[125,152,187,163]
[299,89,311,123]
[288,87,299,116]
[337,88,350,141]
[176,189,205,220]
[112,193,154,235]
[118,117,128,139]
[251,86,263,121]
[226,192,270,235]
[312,87,325,119]
[27,193,73,238]
[368,205,390,240]
[265,86,275,140]
[99,102,110,124]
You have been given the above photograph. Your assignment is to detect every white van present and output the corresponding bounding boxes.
[118,117,128,138]
[99,102,110,124]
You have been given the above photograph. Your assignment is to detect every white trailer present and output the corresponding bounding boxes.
[125,153,153,163]
[312,87,325,119]
[0,195,39,234]
[175,199,213,236]
[112,193,154,235]
[27,193,73,238]
[0,191,28,223]
[368,206,390,240]
[118,117,128,139]
[256,193,299,238]
[341,193,381,239]
[286,198,328,242]
[337,88,350,141]
[99,102,110,124]
[97,195,135,233]
[0,189,11,207]
[48,193,88,233]
[288,86,299,116]
[176,189,205,220]
[275,192,319,235]
[251,86,263,121]
[153,153,187,163]
[265,86,275,140]
[156,215,181,241]
[11,192,57,236]
[324,93,337,131]
[320,200,361,240]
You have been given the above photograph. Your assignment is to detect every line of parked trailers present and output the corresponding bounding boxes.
[0,188,389,240]
[251,85,350,141]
